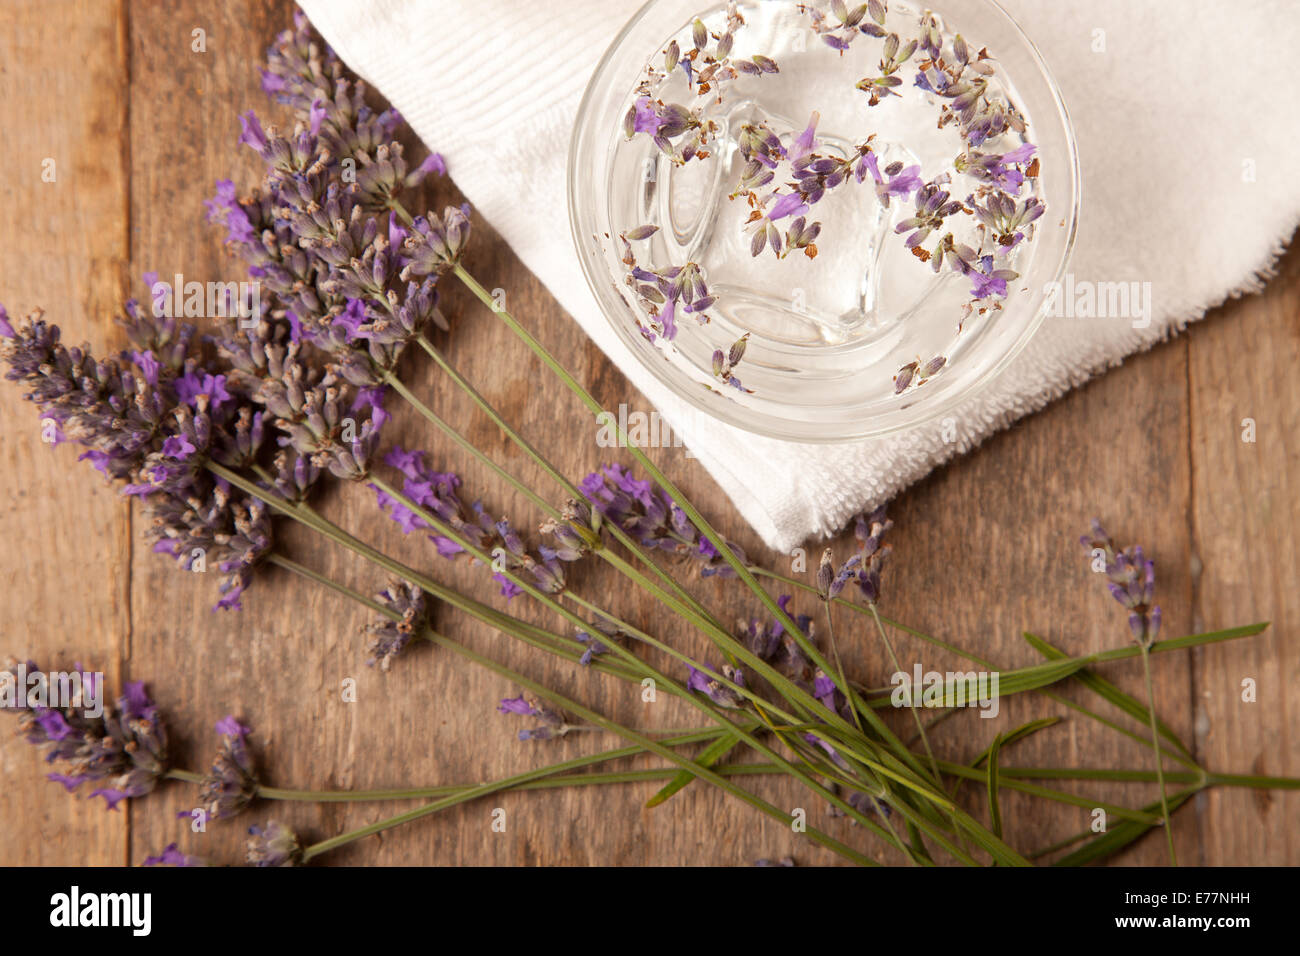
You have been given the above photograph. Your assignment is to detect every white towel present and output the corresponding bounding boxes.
[298,0,1300,552]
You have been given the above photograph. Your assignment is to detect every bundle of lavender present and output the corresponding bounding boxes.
[2,10,1294,867]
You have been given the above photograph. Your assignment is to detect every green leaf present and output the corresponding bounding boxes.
[973,718,1061,769]
[1023,632,1192,759]
[987,733,1005,841]
[1052,788,1196,866]
[953,717,1061,803]
[645,732,740,808]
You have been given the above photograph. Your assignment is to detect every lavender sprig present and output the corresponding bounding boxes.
[363,579,429,670]
[1080,519,1162,645]
[197,716,260,820]
[2,659,167,810]
[497,695,575,741]
[578,464,747,577]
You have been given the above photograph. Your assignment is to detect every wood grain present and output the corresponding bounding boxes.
[0,0,129,866]
[0,0,1294,866]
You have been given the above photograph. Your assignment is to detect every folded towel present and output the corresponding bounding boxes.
[299,0,1300,551]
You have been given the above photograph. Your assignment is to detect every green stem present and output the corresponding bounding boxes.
[262,518,904,858]
[363,476,919,854]
[410,330,738,651]
[451,263,894,757]
[1140,643,1177,866]
[869,605,942,787]
[394,628,880,867]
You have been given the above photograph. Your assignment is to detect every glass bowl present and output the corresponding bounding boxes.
[568,0,1079,443]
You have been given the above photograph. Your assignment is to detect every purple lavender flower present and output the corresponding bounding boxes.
[363,580,428,668]
[969,256,1014,299]
[237,110,268,152]
[686,662,747,709]
[632,96,665,135]
[246,821,302,867]
[787,111,820,163]
[580,464,746,577]
[143,843,205,867]
[372,446,580,599]
[863,153,923,206]
[197,716,259,820]
[1080,519,1162,644]
[401,205,472,277]
[768,191,809,222]
[852,506,892,604]
[498,694,571,741]
[737,593,816,683]
[2,659,167,810]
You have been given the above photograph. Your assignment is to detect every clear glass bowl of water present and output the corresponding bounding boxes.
[569,0,1079,443]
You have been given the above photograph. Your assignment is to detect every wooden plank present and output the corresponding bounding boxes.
[0,0,130,865]
[874,334,1198,865]
[4,0,1294,867]
[1187,243,1299,865]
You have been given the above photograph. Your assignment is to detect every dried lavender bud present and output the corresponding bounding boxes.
[817,548,835,599]
[246,821,302,867]
[198,716,259,820]
[686,662,747,709]
[736,594,815,682]
[400,204,472,278]
[852,505,892,604]
[893,353,947,394]
[364,579,428,670]
[710,333,753,392]
[497,695,572,741]
[2,659,167,810]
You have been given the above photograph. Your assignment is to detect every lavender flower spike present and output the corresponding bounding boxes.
[246,821,302,867]
[2,658,168,810]
[198,716,260,820]
[1080,519,1162,644]
[363,579,428,670]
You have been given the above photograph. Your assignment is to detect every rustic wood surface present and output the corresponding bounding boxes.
[1,0,1295,867]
